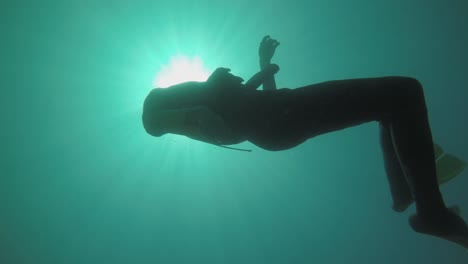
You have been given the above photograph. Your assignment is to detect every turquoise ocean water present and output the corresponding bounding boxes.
[1,0,468,263]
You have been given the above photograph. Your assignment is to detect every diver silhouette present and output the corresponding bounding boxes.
[143,35,468,249]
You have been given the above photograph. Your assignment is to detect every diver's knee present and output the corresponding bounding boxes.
[392,76,427,112]
[385,76,424,101]
[402,77,423,97]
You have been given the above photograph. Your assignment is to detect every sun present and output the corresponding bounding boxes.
[153,55,210,88]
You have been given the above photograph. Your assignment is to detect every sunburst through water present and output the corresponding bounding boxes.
[153,55,210,88]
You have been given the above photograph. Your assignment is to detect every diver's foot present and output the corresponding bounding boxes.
[409,206,468,249]
[392,191,415,212]
[392,198,414,213]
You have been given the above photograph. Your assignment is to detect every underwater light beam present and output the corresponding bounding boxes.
[153,55,210,88]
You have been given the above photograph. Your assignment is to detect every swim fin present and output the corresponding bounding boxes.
[434,143,467,185]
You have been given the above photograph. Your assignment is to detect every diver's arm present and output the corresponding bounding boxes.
[258,35,280,90]
[245,64,280,90]
[260,60,277,91]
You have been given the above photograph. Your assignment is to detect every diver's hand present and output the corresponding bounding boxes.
[245,64,280,90]
[206,67,244,89]
[259,35,280,66]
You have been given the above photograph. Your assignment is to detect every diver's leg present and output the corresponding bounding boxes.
[294,77,442,214]
[385,80,444,214]
[386,80,468,246]
[286,77,468,248]
[379,120,413,212]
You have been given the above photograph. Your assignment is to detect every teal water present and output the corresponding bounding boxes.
[2,0,468,263]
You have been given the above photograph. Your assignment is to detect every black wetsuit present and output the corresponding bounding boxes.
[142,77,468,248]
[143,77,424,151]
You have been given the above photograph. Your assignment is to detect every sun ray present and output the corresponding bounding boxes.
[153,55,210,88]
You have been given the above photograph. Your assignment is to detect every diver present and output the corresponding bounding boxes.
[142,35,468,249]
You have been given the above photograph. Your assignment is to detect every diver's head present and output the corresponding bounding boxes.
[142,81,204,137]
[142,112,166,137]
[142,88,167,137]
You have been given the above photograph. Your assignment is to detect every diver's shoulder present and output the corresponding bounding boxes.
[150,81,206,92]
[169,81,206,89]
